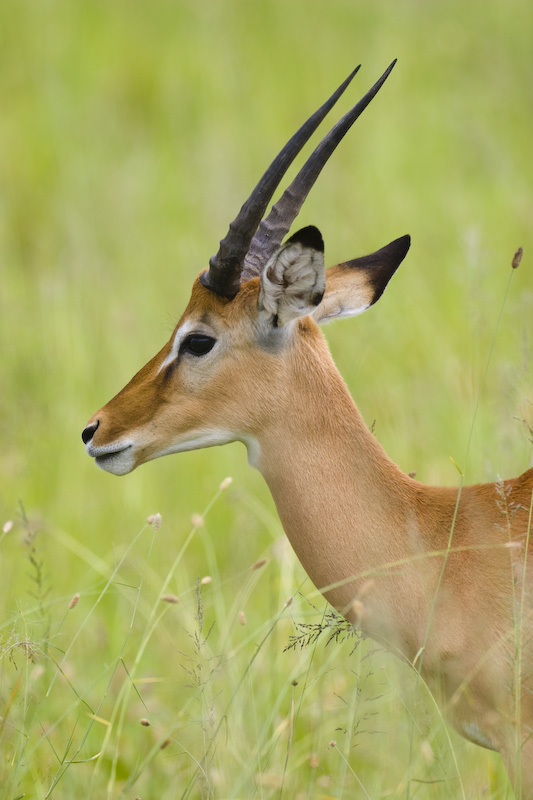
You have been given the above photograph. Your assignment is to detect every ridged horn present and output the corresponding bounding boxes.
[200,66,361,299]
[242,60,397,280]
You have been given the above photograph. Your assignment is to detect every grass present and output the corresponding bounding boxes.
[0,0,532,797]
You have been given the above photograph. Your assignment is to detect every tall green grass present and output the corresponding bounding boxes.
[0,0,531,797]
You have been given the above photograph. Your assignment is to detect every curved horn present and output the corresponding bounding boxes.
[242,60,397,280]
[200,66,361,299]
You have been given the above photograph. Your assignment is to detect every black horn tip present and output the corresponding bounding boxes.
[287,225,325,253]
[371,59,398,93]
[371,59,398,91]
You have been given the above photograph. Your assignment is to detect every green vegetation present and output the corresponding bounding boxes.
[0,0,531,797]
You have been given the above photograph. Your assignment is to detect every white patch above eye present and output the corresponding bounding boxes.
[259,241,325,327]
[157,320,196,374]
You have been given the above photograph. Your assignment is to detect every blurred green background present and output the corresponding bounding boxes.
[0,0,531,798]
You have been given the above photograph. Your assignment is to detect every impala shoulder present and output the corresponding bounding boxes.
[500,466,533,517]
[514,465,533,490]
[471,468,533,504]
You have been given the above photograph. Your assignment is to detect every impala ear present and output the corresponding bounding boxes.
[312,234,411,324]
[258,226,326,327]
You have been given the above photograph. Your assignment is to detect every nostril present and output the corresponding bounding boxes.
[82,420,100,444]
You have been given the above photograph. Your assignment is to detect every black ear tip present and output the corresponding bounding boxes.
[287,225,324,253]
[391,234,411,264]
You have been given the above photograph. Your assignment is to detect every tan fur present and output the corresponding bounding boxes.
[85,273,533,796]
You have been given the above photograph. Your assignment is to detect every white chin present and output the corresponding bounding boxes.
[95,449,136,476]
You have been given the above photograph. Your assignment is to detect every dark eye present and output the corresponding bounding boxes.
[180,334,216,357]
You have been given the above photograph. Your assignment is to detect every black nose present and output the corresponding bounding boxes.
[82,420,99,444]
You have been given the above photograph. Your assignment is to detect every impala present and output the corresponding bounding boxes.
[82,63,532,795]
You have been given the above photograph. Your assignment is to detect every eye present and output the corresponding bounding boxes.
[180,333,216,357]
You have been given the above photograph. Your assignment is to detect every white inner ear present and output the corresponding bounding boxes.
[311,266,375,325]
[259,241,326,327]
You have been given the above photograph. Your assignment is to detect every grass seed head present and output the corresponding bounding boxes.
[69,593,80,609]
[251,557,268,570]
[219,476,233,491]
[351,599,365,623]
[31,664,45,682]
[512,246,523,268]
[201,575,212,585]
[147,513,162,530]
[420,740,434,764]
[358,579,375,598]
[3,520,13,534]
[504,540,522,549]
[161,593,180,604]
[140,718,150,727]
[309,754,319,769]
[238,610,246,625]
[191,513,204,528]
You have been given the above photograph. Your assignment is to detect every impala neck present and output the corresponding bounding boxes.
[254,327,430,655]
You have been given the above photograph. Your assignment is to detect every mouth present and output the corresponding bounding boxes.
[86,441,136,476]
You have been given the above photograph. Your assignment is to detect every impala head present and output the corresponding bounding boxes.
[82,62,410,476]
